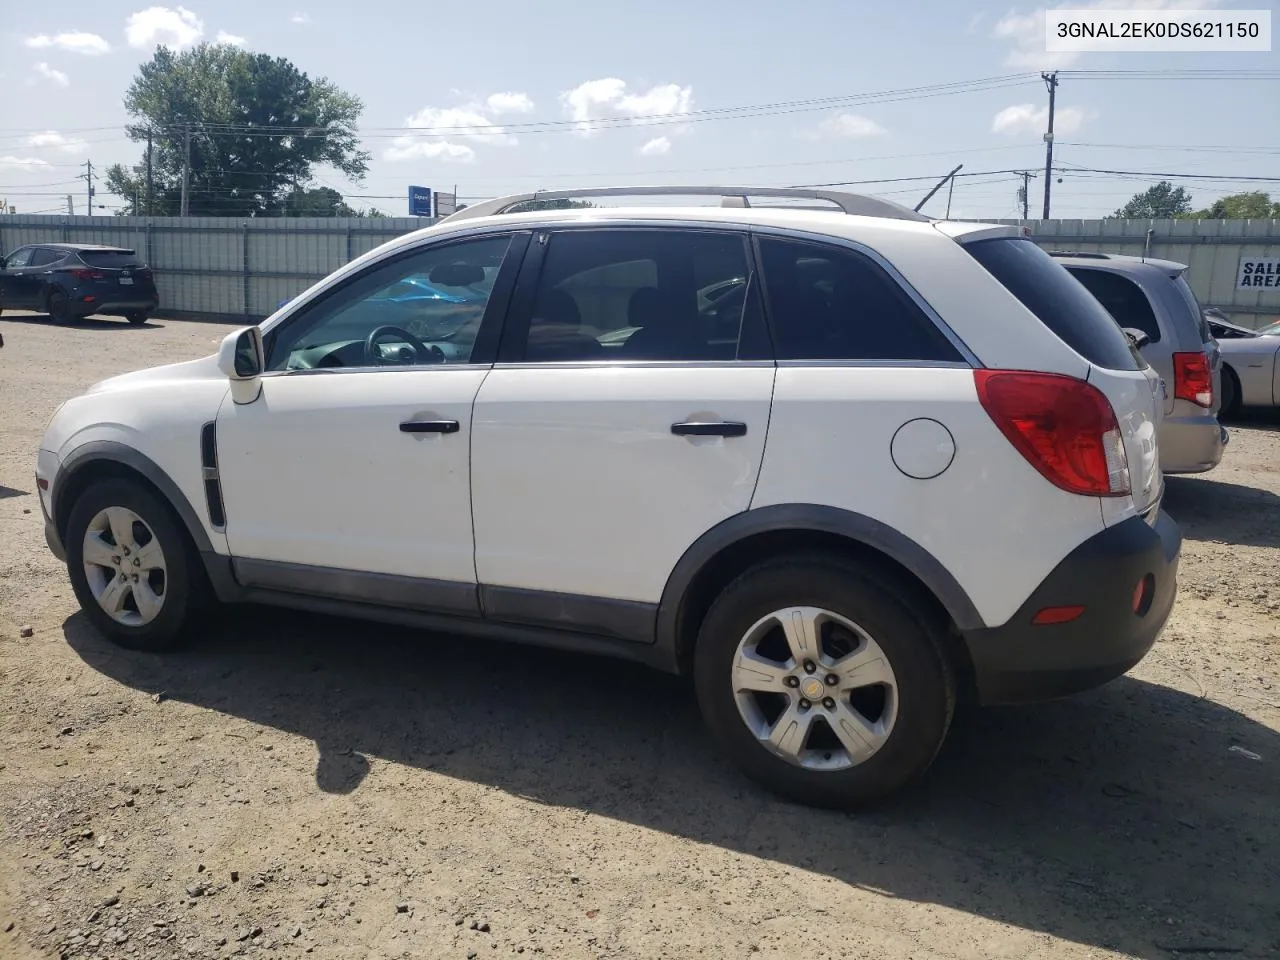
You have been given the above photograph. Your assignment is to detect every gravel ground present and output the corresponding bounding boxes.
[1,310,1278,960]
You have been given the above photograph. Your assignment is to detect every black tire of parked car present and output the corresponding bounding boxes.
[125,311,149,326]
[1220,366,1241,418]
[693,553,956,808]
[46,289,71,324]
[65,478,210,651]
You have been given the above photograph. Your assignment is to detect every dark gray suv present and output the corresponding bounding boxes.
[0,243,159,325]
[1052,252,1226,475]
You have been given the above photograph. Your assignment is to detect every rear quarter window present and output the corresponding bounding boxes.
[964,238,1141,371]
[79,251,143,268]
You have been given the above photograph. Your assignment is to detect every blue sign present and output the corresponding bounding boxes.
[408,186,433,217]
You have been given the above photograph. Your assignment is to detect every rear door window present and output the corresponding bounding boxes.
[28,248,61,267]
[964,237,1141,371]
[79,250,143,269]
[1065,267,1162,343]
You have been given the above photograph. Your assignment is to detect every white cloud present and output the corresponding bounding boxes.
[994,0,1219,68]
[125,6,205,50]
[24,32,111,55]
[290,12,311,24]
[639,136,671,156]
[485,91,534,115]
[33,63,70,88]
[992,102,1089,135]
[215,30,246,46]
[25,130,89,153]
[0,156,52,172]
[384,105,518,165]
[559,78,693,135]
[809,113,887,140]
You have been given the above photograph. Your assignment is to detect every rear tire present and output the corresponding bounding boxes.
[693,553,955,808]
[65,478,209,651]
[47,289,71,324]
[125,311,149,326]
[1220,366,1241,418]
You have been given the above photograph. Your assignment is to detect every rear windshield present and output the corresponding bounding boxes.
[1171,274,1214,343]
[79,250,142,269]
[964,237,1141,371]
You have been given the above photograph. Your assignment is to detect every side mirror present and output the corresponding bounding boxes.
[1122,327,1150,350]
[218,326,264,379]
[217,326,265,404]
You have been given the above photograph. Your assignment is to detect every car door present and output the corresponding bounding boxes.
[470,226,776,640]
[214,231,529,616]
[0,246,38,308]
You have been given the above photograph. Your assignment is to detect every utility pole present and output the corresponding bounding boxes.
[66,194,74,216]
[1041,71,1058,220]
[77,160,95,217]
[1015,171,1034,219]
[145,128,154,216]
[180,123,191,217]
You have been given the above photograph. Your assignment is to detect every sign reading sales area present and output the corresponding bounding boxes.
[1237,258,1280,290]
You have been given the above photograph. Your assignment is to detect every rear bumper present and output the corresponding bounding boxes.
[963,510,1181,705]
[66,288,159,317]
[1159,410,1226,474]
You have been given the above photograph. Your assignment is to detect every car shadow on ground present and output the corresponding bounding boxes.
[0,312,159,329]
[1223,408,1280,433]
[1163,474,1280,549]
[65,608,1279,956]
[0,485,28,500]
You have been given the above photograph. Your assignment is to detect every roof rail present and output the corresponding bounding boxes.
[435,185,931,225]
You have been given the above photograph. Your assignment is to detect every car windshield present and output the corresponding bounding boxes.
[1258,319,1280,335]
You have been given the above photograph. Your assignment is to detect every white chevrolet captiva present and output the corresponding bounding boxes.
[36,187,1180,807]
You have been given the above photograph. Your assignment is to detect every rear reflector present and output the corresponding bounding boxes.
[1132,574,1155,616]
[1032,605,1085,625]
[974,369,1131,497]
[1172,351,1213,408]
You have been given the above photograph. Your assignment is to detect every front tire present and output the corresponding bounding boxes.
[65,478,208,651]
[125,311,149,326]
[1220,366,1240,419]
[693,554,955,808]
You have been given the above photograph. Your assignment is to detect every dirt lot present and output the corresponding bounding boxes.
[1,310,1278,960]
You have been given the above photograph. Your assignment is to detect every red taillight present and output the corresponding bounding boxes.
[1172,352,1213,408]
[69,268,106,281]
[974,369,1131,497]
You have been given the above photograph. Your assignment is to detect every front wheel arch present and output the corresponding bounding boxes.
[53,445,215,558]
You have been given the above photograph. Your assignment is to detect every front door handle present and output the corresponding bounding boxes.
[399,419,460,434]
[671,420,747,438]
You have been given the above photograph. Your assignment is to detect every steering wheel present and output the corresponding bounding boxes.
[364,325,442,365]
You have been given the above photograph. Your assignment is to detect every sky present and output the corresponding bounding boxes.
[1,0,1277,219]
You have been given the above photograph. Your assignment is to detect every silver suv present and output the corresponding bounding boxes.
[1052,252,1226,474]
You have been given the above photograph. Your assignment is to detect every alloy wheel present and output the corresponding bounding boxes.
[81,506,168,626]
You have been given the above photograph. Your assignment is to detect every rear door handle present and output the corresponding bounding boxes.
[399,419,459,434]
[671,420,747,438]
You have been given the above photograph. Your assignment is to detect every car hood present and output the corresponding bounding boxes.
[85,352,222,394]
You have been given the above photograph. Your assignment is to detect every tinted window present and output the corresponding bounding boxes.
[757,237,962,362]
[264,234,514,371]
[28,248,61,267]
[518,229,761,362]
[3,247,33,269]
[1066,267,1161,343]
[1171,274,1214,343]
[79,250,142,268]
[965,238,1141,371]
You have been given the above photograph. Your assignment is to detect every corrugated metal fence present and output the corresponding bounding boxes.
[0,215,433,321]
[2,214,1277,329]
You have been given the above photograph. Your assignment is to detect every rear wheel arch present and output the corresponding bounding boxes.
[657,504,984,677]
[1219,362,1241,416]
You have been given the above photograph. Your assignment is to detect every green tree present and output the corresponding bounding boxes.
[105,43,369,217]
[281,186,359,217]
[1107,181,1193,219]
[1183,191,1280,219]
[505,198,596,213]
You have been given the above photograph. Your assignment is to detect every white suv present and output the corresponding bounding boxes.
[35,187,1181,807]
